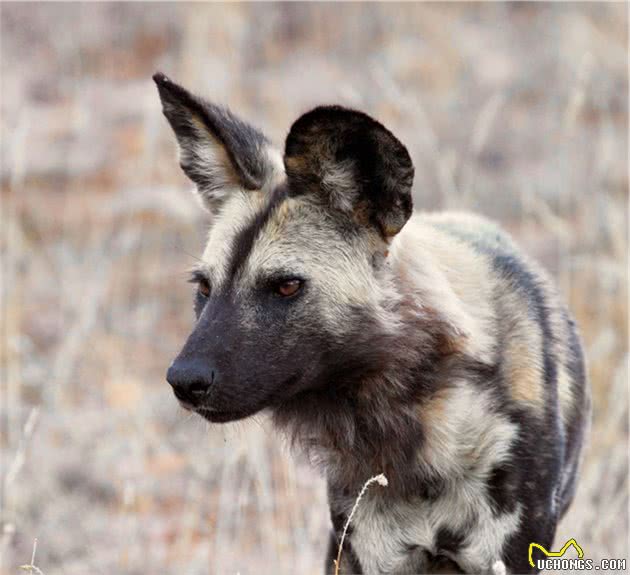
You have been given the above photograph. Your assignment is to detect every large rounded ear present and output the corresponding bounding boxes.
[284,106,414,239]
[154,73,281,213]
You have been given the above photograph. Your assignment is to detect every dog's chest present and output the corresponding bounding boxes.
[348,497,438,574]
[342,479,521,575]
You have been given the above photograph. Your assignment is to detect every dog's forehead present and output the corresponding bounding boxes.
[201,191,265,285]
[200,185,360,288]
[200,186,302,282]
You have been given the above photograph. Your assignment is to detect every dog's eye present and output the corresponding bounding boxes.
[197,280,211,298]
[189,271,211,298]
[275,279,303,298]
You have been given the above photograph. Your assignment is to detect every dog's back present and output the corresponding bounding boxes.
[361,211,591,572]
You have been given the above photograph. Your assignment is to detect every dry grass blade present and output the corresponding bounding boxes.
[19,538,45,574]
[4,407,39,489]
[334,474,388,575]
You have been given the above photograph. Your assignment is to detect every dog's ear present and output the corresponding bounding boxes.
[284,106,414,239]
[154,73,281,212]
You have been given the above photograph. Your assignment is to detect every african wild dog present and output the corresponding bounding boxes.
[154,72,590,574]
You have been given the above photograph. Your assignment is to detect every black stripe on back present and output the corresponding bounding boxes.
[225,184,289,286]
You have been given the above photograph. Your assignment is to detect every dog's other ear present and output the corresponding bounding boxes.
[154,73,281,212]
[284,106,414,239]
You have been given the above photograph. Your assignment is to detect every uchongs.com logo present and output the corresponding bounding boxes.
[528,538,627,571]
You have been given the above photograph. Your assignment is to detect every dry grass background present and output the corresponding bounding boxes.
[0,3,628,574]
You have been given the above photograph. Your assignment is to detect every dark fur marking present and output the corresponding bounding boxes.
[565,315,586,386]
[486,463,518,516]
[558,312,589,516]
[425,551,465,574]
[329,501,350,538]
[435,526,466,555]
[416,473,446,501]
[501,515,556,574]
[225,184,288,285]
[497,407,562,573]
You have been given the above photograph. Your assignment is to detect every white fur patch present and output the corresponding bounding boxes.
[350,491,522,574]
[419,382,518,481]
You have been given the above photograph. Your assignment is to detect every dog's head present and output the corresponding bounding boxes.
[155,73,414,422]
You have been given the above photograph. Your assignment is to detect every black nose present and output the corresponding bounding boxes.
[166,359,215,405]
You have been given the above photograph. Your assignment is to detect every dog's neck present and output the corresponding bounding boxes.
[272,312,460,497]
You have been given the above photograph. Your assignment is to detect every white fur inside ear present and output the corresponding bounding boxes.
[178,117,283,212]
[181,145,239,211]
[321,159,359,212]
[174,114,264,213]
